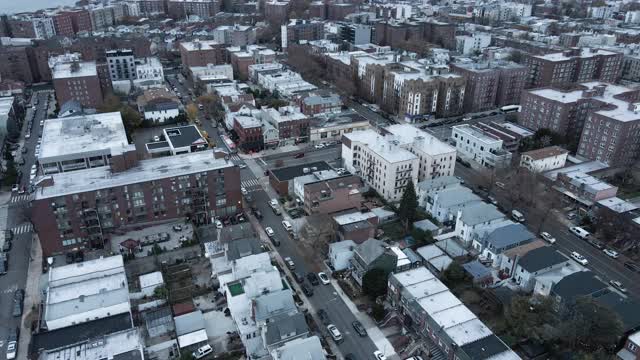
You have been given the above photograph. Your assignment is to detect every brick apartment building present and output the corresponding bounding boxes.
[6,15,55,39]
[51,9,92,36]
[519,82,640,166]
[262,106,310,146]
[32,149,241,257]
[451,61,527,113]
[228,45,277,80]
[137,0,168,16]
[179,39,226,68]
[327,3,357,20]
[523,48,623,88]
[50,54,104,108]
[168,0,221,19]
[281,19,325,49]
[302,174,364,215]
[309,2,327,19]
[374,19,457,51]
[264,1,289,23]
[0,44,36,84]
[233,114,263,152]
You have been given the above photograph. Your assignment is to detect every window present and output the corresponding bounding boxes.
[629,342,638,352]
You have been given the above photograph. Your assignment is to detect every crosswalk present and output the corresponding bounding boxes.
[11,223,33,235]
[229,154,242,162]
[241,178,261,190]
[10,193,32,204]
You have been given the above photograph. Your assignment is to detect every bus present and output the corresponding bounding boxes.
[500,105,522,113]
[221,134,237,153]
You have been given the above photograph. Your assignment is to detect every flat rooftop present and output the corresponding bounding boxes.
[39,112,129,163]
[388,124,457,156]
[51,60,98,79]
[35,150,234,200]
[270,161,332,182]
[180,39,221,51]
[453,124,502,145]
[41,328,142,360]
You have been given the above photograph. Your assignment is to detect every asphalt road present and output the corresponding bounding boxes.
[0,91,46,359]
[454,164,640,299]
[259,146,342,169]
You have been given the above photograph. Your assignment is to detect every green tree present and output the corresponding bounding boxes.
[398,181,418,231]
[120,105,142,130]
[371,303,386,322]
[505,295,558,343]
[179,352,195,360]
[153,285,168,299]
[2,159,18,186]
[441,262,469,287]
[410,227,434,247]
[362,268,389,300]
[559,297,624,352]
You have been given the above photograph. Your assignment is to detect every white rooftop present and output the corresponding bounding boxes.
[535,48,618,62]
[49,255,125,287]
[41,328,143,360]
[50,53,98,79]
[139,271,164,289]
[181,39,221,51]
[387,124,457,156]
[35,150,234,200]
[453,124,502,145]
[39,112,129,162]
[333,211,377,225]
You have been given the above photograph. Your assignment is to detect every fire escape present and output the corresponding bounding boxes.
[188,181,209,226]
[80,200,105,249]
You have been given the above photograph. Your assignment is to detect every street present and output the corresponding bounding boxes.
[0,91,47,358]
[454,164,640,299]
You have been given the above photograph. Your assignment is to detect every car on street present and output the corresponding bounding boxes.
[318,272,330,285]
[352,320,367,337]
[318,309,330,325]
[301,283,313,297]
[625,262,640,273]
[604,249,620,259]
[153,135,160,142]
[172,225,183,232]
[570,252,588,266]
[373,350,387,360]
[11,184,19,192]
[215,219,223,229]
[293,272,304,283]
[282,220,293,232]
[6,328,18,360]
[587,238,604,250]
[238,164,247,169]
[294,153,304,158]
[540,232,556,244]
[192,344,213,359]
[265,227,274,237]
[284,257,295,270]
[487,195,497,205]
[241,187,248,195]
[253,209,263,219]
[327,324,343,343]
[307,272,320,286]
[495,181,505,189]
[609,280,627,293]
[314,144,325,149]
[569,226,590,239]
[13,289,24,317]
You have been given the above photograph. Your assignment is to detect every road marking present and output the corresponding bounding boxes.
[10,194,31,203]
[241,178,261,189]
[11,223,33,235]
[230,154,242,162]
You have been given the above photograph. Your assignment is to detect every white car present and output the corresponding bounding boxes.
[373,350,387,360]
[284,257,295,270]
[540,232,556,244]
[214,219,223,229]
[241,187,248,195]
[318,272,330,285]
[153,135,160,142]
[11,184,19,192]
[282,220,293,232]
[571,251,588,266]
[6,341,16,360]
[314,144,325,149]
[609,280,627,293]
[603,249,620,259]
[265,227,274,237]
[192,344,213,359]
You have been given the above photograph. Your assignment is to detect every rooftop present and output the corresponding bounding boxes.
[254,289,296,323]
[534,48,618,62]
[35,150,234,200]
[459,202,505,225]
[265,313,309,346]
[270,161,332,182]
[552,271,608,300]
[483,224,535,251]
[174,310,205,336]
[39,112,129,163]
[51,59,98,79]
[180,39,221,51]
[521,146,568,160]
[164,125,207,149]
[40,328,143,360]
[333,211,376,225]
[272,336,326,360]
[139,271,164,289]
[597,197,639,213]
[417,175,461,193]
[387,124,457,156]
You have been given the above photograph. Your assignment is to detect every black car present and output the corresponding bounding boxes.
[624,262,640,273]
[307,272,320,286]
[318,309,330,325]
[270,237,281,247]
[12,289,24,317]
[4,230,14,242]
[344,354,356,360]
[587,238,604,250]
[301,283,313,297]
[352,320,367,337]
[3,240,11,252]
[254,210,263,219]
[293,272,305,283]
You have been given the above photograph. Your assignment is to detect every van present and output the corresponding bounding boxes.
[327,324,343,343]
[511,210,525,222]
[282,220,293,232]
[569,226,590,239]
[192,344,213,359]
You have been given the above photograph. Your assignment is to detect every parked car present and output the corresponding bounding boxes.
[172,225,183,232]
[373,351,387,360]
[265,227,275,237]
[241,187,248,196]
[284,257,295,270]
[314,144,325,149]
[192,344,213,359]
[318,272,330,285]
[294,153,304,158]
[624,262,640,272]
[307,272,320,286]
[282,220,293,232]
[270,237,281,247]
[603,249,620,259]
[215,219,223,229]
[352,320,367,337]
[570,252,588,266]
[569,226,590,239]
[6,327,18,360]
[253,209,263,219]
[301,283,313,297]
[587,238,604,250]
[318,309,330,325]
[609,280,627,293]
[495,181,505,189]
[12,289,24,317]
[540,232,556,244]
[293,272,305,283]
[11,184,19,192]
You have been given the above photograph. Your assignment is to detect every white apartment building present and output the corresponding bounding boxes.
[257,70,317,98]
[456,33,491,55]
[191,63,234,82]
[135,57,164,84]
[106,49,136,81]
[519,146,568,172]
[342,124,456,202]
[451,124,512,168]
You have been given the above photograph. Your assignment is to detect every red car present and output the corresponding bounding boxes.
[294,153,304,158]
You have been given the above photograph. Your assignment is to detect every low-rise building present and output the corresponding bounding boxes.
[519,146,569,173]
[452,124,512,168]
[350,238,398,286]
[298,173,363,215]
[424,187,482,224]
[268,161,332,195]
[38,328,144,360]
[271,336,327,360]
[233,114,263,153]
[333,211,378,243]
[44,255,130,330]
[179,39,225,68]
[328,240,356,271]
[416,175,461,209]
[309,111,370,144]
[617,331,640,360]
[299,91,343,116]
[137,88,181,125]
[174,310,208,349]
[262,106,310,146]
[454,202,508,245]
[213,24,256,47]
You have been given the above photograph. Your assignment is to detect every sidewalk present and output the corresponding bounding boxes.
[329,278,399,360]
[18,234,43,360]
[237,143,307,160]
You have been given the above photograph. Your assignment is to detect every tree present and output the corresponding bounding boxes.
[185,103,198,122]
[179,352,195,360]
[411,228,434,248]
[197,94,224,121]
[371,303,386,322]
[2,159,18,186]
[441,262,469,287]
[505,295,558,344]
[97,93,142,136]
[153,285,168,299]
[398,181,418,231]
[362,268,389,300]
[559,297,624,352]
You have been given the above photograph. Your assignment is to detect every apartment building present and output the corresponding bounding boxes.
[387,268,520,360]
[520,146,569,172]
[213,25,256,46]
[0,43,35,84]
[456,32,491,55]
[136,0,168,16]
[262,106,310,146]
[50,53,104,108]
[281,19,324,49]
[299,91,343,116]
[106,49,136,81]
[265,1,289,23]
[523,48,623,88]
[451,61,527,112]
[32,149,240,257]
[452,124,512,168]
[622,55,640,82]
[233,114,263,152]
[179,39,226,68]
[293,171,363,215]
[519,82,640,166]
[338,23,374,45]
[168,0,220,19]
[6,14,56,39]
[342,124,456,202]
